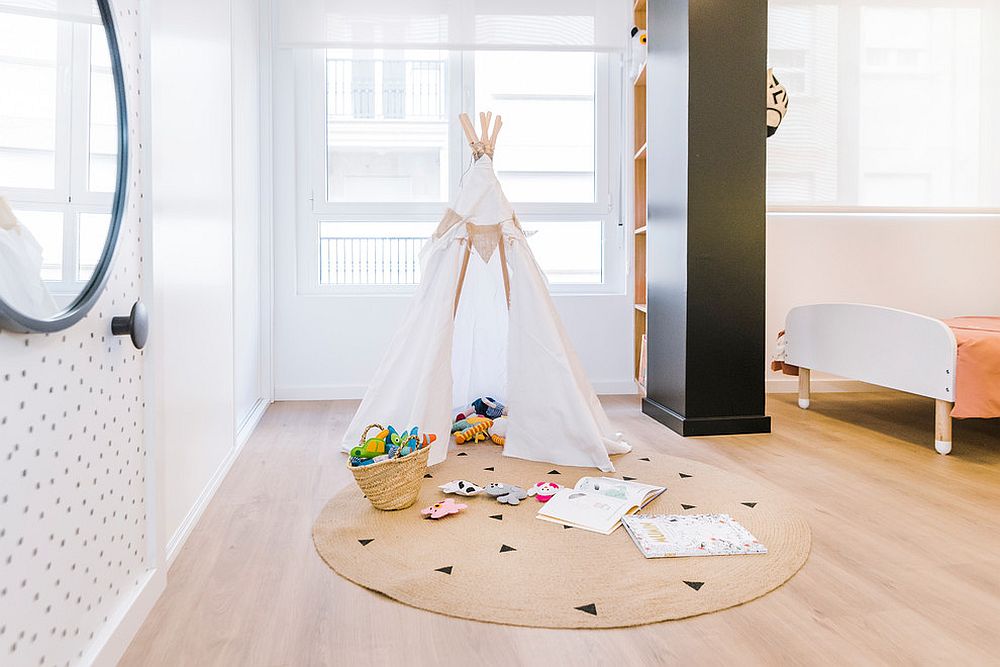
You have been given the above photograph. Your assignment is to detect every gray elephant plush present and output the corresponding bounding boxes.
[484,482,528,505]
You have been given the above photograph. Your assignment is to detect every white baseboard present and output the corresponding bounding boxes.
[766,376,890,394]
[237,396,270,448]
[164,396,268,566]
[274,384,368,400]
[275,380,639,401]
[86,567,166,667]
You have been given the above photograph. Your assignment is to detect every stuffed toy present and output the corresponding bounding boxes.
[484,482,528,505]
[439,480,484,496]
[452,416,489,433]
[472,396,506,419]
[455,419,493,444]
[349,426,391,459]
[350,425,434,463]
[526,481,561,502]
[767,68,789,138]
[453,403,477,421]
[397,432,435,457]
[349,455,375,467]
[489,415,508,445]
[421,498,467,519]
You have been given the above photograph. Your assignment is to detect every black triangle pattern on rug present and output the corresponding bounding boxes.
[499,544,517,553]
[456,452,468,456]
[489,514,503,521]
[358,539,374,547]
[681,504,696,510]
[548,469,561,475]
[563,525,573,530]
[742,502,757,508]
[483,466,494,471]
[622,476,637,481]
[435,566,453,575]
[423,473,433,478]
[575,603,598,616]
[684,581,704,591]
[679,473,693,478]
[639,457,651,462]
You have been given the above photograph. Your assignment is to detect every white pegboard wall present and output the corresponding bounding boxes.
[0,2,148,666]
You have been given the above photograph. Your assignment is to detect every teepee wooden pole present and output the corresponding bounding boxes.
[458,113,479,146]
[453,242,473,318]
[496,234,511,309]
[489,115,503,149]
[479,111,492,145]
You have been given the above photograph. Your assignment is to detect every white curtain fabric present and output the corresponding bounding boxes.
[276,0,628,52]
[343,156,629,471]
[768,0,1000,208]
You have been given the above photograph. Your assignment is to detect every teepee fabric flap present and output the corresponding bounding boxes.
[342,226,464,465]
[503,238,615,472]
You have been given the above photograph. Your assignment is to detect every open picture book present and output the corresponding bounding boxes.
[621,513,768,558]
[536,477,666,535]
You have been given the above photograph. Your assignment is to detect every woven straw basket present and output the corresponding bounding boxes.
[349,423,430,510]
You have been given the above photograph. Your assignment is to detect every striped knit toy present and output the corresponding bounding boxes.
[455,418,493,444]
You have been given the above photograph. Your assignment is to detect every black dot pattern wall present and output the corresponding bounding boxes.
[0,3,147,666]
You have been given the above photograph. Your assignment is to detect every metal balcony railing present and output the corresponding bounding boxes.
[327,58,446,120]
[319,236,427,285]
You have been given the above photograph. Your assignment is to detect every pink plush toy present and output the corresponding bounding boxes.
[421,498,468,519]
[526,481,562,503]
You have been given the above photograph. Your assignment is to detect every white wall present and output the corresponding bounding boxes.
[232,0,267,432]
[151,0,236,557]
[766,213,1000,390]
[150,0,266,564]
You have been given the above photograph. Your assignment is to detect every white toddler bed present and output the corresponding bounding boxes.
[782,303,957,454]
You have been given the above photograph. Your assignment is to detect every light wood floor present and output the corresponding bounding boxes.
[121,394,1000,666]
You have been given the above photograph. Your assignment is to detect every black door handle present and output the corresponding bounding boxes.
[112,300,149,349]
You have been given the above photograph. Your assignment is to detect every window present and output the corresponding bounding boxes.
[0,12,59,190]
[297,48,621,291]
[324,48,450,203]
[0,6,116,301]
[767,0,1000,210]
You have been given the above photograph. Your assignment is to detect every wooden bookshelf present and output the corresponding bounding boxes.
[632,0,647,395]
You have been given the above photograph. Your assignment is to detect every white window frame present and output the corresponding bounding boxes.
[294,48,625,296]
[0,15,114,296]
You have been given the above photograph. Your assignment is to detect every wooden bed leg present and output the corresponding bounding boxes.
[798,368,811,409]
[935,399,953,455]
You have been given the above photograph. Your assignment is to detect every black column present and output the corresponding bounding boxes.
[642,0,771,436]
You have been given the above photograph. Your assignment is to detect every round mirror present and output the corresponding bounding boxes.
[0,0,127,333]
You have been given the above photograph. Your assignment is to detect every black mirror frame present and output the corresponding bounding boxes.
[0,0,129,334]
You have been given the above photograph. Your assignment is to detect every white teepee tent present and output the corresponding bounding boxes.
[342,112,630,472]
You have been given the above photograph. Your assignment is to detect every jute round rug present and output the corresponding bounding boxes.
[313,443,810,628]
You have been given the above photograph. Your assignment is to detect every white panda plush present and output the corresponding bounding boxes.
[438,480,484,496]
[767,67,789,137]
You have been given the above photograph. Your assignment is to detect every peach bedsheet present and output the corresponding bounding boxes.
[944,317,1000,419]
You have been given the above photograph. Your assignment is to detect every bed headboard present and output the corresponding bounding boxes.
[784,303,956,402]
